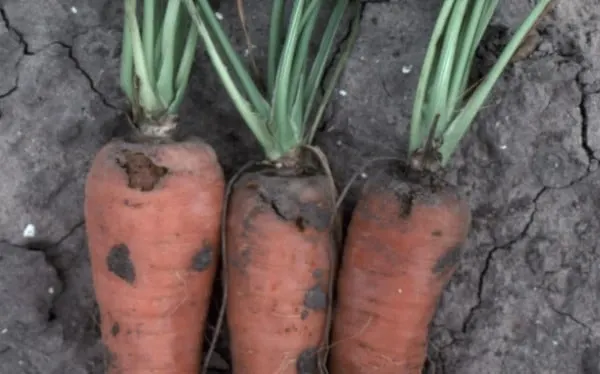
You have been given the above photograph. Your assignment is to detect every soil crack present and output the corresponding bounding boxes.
[461,186,547,333]
[0,7,32,55]
[576,71,599,166]
[54,40,120,112]
[548,304,594,333]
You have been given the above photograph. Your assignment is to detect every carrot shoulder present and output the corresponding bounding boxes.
[84,137,224,374]
[330,166,471,374]
[226,168,335,374]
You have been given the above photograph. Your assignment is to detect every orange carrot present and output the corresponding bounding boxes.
[182,0,361,372]
[84,136,224,373]
[225,165,336,373]
[329,166,471,374]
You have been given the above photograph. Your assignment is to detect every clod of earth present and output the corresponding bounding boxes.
[117,150,168,191]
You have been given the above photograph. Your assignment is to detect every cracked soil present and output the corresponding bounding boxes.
[0,0,599,373]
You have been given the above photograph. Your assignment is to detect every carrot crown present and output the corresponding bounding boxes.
[183,0,361,162]
[409,0,554,168]
[120,0,199,131]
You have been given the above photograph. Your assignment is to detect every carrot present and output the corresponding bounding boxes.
[329,1,555,373]
[183,0,361,372]
[329,167,470,373]
[84,1,224,373]
[225,165,335,373]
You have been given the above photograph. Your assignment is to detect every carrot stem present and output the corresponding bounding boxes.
[408,0,554,167]
[184,0,361,162]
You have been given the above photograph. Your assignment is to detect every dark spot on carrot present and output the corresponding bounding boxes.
[255,176,332,231]
[295,216,306,231]
[116,150,168,192]
[300,309,309,320]
[106,244,136,284]
[232,247,252,272]
[312,268,323,279]
[432,244,462,275]
[296,347,318,374]
[123,199,143,208]
[304,284,327,311]
[432,230,443,237]
[191,242,213,272]
[111,322,120,337]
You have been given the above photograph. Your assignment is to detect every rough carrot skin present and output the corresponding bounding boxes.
[330,167,471,374]
[84,136,224,374]
[226,169,335,374]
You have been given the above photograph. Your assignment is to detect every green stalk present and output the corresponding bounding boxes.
[124,0,162,116]
[429,0,468,135]
[120,10,134,103]
[306,0,360,144]
[120,0,204,126]
[155,0,183,107]
[303,0,348,127]
[268,0,286,97]
[169,23,199,113]
[445,0,486,119]
[184,0,360,161]
[438,0,553,165]
[273,0,307,146]
[142,0,156,83]
[182,0,276,158]
[407,0,552,168]
[196,0,270,119]
[408,0,456,154]
[288,2,321,120]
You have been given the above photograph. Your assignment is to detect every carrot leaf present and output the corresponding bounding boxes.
[409,0,554,167]
[183,0,361,162]
[120,0,200,124]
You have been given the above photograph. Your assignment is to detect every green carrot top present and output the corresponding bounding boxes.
[408,0,554,170]
[184,0,361,162]
[120,0,200,136]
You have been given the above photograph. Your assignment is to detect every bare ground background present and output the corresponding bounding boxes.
[0,0,599,373]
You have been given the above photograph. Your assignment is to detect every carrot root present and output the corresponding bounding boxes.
[225,168,336,374]
[84,137,225,374]
[330,166,471,374]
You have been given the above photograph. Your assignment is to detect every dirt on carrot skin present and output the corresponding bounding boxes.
[116,150,168,191]
[84,135,224,374]
[225,166,336,374]
[329,163,471,374]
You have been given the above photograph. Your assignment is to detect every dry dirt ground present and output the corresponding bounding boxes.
[1,0,599,373]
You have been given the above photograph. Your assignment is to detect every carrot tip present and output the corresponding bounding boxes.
[106,243,136,284]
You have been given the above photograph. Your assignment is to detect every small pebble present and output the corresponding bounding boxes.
[70,6,77,14]
[48,287,54,295]
[360,172,367,179]
[401,65,413,74]
[215,12,223,20]
[1,328,7,334]
[23,224,35,238]
[336,140,342,146]
[339,89,348,97]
